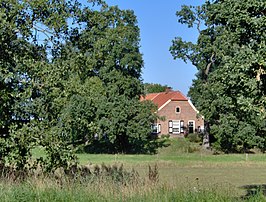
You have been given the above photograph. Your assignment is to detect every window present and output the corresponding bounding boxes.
[151,124,161,134]
[169,120,180,134]
[175,107,181,113]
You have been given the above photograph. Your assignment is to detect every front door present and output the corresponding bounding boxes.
[188,121,194,134]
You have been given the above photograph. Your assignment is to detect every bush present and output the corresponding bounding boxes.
[159,138,201,155]
[186,133,202,143]
[160,134,170,139]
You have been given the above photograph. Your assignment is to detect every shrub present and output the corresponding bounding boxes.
[186,133,202,143]
[160,134,170,139]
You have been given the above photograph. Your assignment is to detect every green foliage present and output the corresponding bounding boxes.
[144,83,171,93]
[171,0,266,152]
[160,134,170,139]
[186,133,202,143]
[0,0,161,174]
[62,5,159,153]
[159,138,201,155]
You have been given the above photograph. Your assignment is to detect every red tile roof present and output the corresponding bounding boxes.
[141,91,188,109]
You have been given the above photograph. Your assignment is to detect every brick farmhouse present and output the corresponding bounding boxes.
[141,90,204,136]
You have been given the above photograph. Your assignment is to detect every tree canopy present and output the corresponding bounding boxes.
[170,0,266,152]
[0,0,159,173]
[144,83,171,94]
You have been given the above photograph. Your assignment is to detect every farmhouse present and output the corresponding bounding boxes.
[142,89,204,136]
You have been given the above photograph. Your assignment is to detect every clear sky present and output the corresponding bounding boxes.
[83,0,205,95]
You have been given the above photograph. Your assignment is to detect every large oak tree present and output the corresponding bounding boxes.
[0,0,158,173]
[170,0,266,152]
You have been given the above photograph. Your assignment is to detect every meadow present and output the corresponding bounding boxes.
[78,138,266,197]
[2,138,266,201]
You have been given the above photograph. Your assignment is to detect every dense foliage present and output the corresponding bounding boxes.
[144,83,171,94]
[170,0,266,152]
[0,0,158,172]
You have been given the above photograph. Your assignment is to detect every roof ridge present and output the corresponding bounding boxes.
[151,92,161,101]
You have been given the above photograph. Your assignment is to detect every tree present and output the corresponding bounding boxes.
[170,0,266,152]
[0,0,80,172]
[0,0,47,170]
[144,83,171,94]
[0,0,162,174]
[65,4,159,153]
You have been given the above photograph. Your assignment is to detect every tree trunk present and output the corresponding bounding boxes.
[202,121,210,149]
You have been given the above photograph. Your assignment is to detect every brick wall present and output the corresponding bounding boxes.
[156,100,204,136]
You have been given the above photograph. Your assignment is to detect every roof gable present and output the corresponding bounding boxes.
[142,91,188,109]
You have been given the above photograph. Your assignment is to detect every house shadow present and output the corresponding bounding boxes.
[240,184,266,199]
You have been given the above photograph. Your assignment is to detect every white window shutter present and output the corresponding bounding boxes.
[158,124,161,133]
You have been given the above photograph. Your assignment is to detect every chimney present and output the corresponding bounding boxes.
[165,87,173,93]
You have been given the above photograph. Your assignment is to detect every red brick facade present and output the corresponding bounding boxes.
[142,91,204,137]
[157,100,204,136]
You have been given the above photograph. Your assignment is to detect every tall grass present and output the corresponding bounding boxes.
[0,177,264,202]
[0,162,264,202]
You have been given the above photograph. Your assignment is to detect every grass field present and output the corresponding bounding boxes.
[76,138,266,198]
[16,138,266,201]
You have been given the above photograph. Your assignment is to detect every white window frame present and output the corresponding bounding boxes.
[169,120,180,134]
[175,106,181,114]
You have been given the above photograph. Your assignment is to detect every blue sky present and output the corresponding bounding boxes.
[83,0,205,95]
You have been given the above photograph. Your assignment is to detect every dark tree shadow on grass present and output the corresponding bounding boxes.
[240,184,266,200]
[81,136,170,154]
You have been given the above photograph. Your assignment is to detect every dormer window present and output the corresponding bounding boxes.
[176,107,181,113]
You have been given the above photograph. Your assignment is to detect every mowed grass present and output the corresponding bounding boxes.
[29,138,266,201]
[77,138,266,165]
